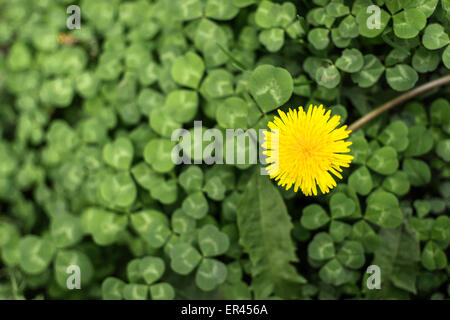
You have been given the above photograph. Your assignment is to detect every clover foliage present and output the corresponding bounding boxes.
[0,0,449,301]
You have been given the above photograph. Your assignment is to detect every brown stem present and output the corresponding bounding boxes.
[348,75,450,132]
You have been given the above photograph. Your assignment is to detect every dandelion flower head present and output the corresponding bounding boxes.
[262,104,354,196]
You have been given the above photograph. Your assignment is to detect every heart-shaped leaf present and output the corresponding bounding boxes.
[171,52,204,89]
[150,282,175,300]
[301,204,330,230]
[19,236,56,275]
[393,8,426,39]
[195,258,228,291]
[330,192,356,219]
[365,190,403,228]
[386,64,418,91]
[144,139,176,173]
[336,49,364,73]
[198,224,230,257]
[422,23,450,50]
[103,137,134,170]
[308,232,335,261]
[182,191,209,219]
[170,243,202,275]
[249,64,293,112]
[139,256,165,285]
[337,241,365,269]
[378,120,409,152]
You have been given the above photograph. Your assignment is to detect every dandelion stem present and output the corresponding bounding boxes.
[349,75,450,132]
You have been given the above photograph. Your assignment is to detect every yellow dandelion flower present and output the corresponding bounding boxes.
[262,104,354,196]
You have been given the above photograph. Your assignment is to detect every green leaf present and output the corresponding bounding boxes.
[349,136,369,165]
[350,220,379,253]
[249,64,293,112]
[82,208,128,246]
[326,2,349,17]
[337,241,365,269]
[205,0,239,20]
[382,171,410,196]
[386,64,418,91]
[413,199,431,218]
[369,225,420,298]
[430,98,450,126]
[393,8,426,39]
[127,259,141,283]
[170,243,202,275]
[123,284,148,300]
[335,49,364,73]
[348,166,373,196]
[149,107,182,138]
[421,241,447,271]
[144,139,175,174]
[338,15,359,38]
[329,220,352,243]
[204,176,226,201]
[308,28,330,50]
[422,24,450,50]
[99,172,137,208]
[50,214,83,248]
[198,224,230,257]
[443,45,450,69]
[130,209,169,238]
[436,139,450,162]
[378,120,409,151]
[315,65,341,89]
[173,0,203,21]
[19,236,56,275]
[275,2,296,28]
[365,190,403,228]
[403,158,431,186]
[259,28,285,52]
[385,0,410,14]
[150,282,175,300]
[367,146,399,175]
[308,232,335,261]
[412,47,440,73]
[196,258,228,291]
[182,191,209,219]
[431,216,450,242]
[301,204,330,230]
[319,258,348,286]
[171,52,204,89]
[103,137,134,170]
[404,125,433,157]
[255,1,276,28]
[172,209,196,234]
[351,54,384,88]
[179,166,204,193]
[146,219,171,248]
[237,171,305,299]
[39,77,74,108]
[200,69,234,99]
[217,97,248,129]
[131,162,164,191]
[102,277,126,300]
[165,90,199,123]
[139,256,165,285]
[330,192,356,219]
